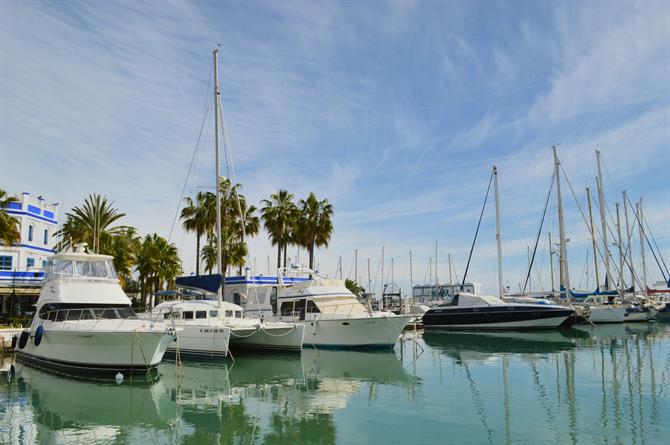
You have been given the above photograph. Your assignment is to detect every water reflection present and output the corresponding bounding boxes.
[1,325,668,444]
[419,324,669,445]
[1,349,416,444]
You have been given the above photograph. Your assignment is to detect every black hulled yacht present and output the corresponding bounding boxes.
[421,293,574,331]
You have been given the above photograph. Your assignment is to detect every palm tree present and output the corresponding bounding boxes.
[0,189,20,246]
[104,228,141,288]
[344,278,364,297]
[202,227,248,276]
[55,194,128,252]
[180,191,211,275]
[136,233,181,307]
[233,197,259,274]
[297,192,333,270]
[261,190,297,270]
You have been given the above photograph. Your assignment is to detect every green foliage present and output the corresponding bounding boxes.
[8,316,31,327]
[0,189,20,246]
[55,194,128,253]
[345,278,364,297]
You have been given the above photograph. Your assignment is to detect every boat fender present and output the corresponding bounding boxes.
[34,325,44,347]
[11,335,17,349]
[18,331,29,349]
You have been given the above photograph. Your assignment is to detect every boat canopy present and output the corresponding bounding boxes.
[441,293,507,308]
[44,255,118,282]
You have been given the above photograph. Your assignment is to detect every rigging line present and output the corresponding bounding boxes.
[167,94,212,243]
[642,208,669,277]
[560,165,628,285]
[623,193,670,280]
[522,172,554,293]
[460,170,494,291]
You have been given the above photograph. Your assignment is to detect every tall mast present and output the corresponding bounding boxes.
[354,249,358,284]
[448,253,453,286]
[596,150,611,289]
[493,165,504,298]
[367,258,372,303]
[586,187,601,290]
[434,240,438,292]
[622,191,634,290]
[553,146,571,301]
[409,250,413,294]
[615,203,624,295]
[381,245,385,297]
[637,199,648,295]
[213,48,223,309]
[548,232,555,292]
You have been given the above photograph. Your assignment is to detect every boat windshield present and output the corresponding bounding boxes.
[45,258,118,280]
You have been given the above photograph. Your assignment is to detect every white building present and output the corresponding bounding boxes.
[0,192,59,315]
[412,282,482,302]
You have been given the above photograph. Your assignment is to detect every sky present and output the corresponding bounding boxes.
[1,0,669,297]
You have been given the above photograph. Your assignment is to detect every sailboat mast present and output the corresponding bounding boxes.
[622,191,634,290]
[596,150,611,289]
[548,232,555,292]
[213,48,223,309]
[586,187,600,290]
[615,203,624,295]
[409,250,413,293]
[493,165,504,298]
[637,199,648,295]
[434,241,438,291]
[553,146,571,301]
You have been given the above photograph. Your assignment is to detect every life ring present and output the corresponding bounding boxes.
[34,325,44,347]
[18,331,29,349]
[11,335,17,349]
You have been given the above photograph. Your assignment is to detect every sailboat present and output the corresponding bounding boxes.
[422,163,574,330]
[143,49,304,354]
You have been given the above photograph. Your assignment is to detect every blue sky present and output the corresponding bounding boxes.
[1,1,668,295]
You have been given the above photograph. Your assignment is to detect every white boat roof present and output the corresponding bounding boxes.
[449,292,507,307]
[51,251,114,262]
[153,299,242,312]
[284,279,356,297]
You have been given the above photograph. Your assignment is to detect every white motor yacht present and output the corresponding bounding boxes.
[149,298,304,354]
[229,273,411,349]
[12,245,176,377]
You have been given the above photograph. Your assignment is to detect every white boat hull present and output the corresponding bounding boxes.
[589,306,626,323]
[299,315,411,348]
[168,324,231,359]
[15,320,175,375]
[228,323,305,352]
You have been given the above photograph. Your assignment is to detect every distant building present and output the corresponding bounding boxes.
[0,192,59,316]
[412,282,482,302]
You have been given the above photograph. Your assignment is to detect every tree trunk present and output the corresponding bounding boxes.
[309,239,315,270]
[196,232,201,276]
[283,241,288,268]
[277,242,282,270]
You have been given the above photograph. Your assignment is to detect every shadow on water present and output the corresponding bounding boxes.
[1,349,416,444]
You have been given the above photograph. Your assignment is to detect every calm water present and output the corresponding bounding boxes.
[2,323,670,444]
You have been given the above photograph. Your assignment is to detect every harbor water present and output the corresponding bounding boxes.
[2,323,669,444]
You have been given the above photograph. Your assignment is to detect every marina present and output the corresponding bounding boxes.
[2,1,669,444]
[2,323,670,444]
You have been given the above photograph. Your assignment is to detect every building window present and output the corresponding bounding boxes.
[27,258,35,268]
[0,256,12,271]
[44,229,49,245]
[28,225,34,242]
[42,259,48,268]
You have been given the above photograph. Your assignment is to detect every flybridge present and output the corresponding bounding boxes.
[175,274,309,294]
